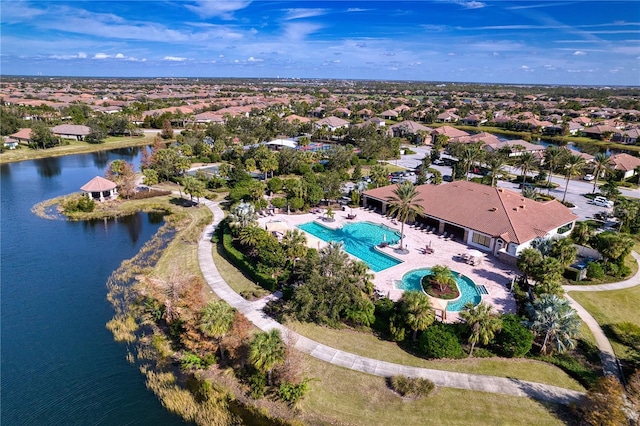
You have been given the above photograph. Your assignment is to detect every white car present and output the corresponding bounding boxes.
[592,196,614,208]
[583,174,595,181]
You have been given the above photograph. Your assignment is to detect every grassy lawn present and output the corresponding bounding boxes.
[568,285,640,364]
[298,355,571,426]
[287,320,585,391]
[147,197,212,281]
[211,242,270,299]
[0,135,155,164]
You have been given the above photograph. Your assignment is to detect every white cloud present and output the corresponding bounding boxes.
[164,56,187,61]
[184,1,252,19]
[50,52,88,60]
[115,53,125,59]
[94,53,109,59]
[247,56,263,62]
[573,51,587,56]
[283,8,328,20]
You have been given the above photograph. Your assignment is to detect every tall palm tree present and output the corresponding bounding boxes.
[282,229,308,270]
[200,301,236,363]
[457,143,484,181]
[526,294,581,355]
[517,247,544,285]
[591,152,613,194]
[459,302,502,357]
[543,146,568,194]
[249,329,286,385]
[385,181,425,252]
[401,291,435,341]
[486,154,505,187]
[570,221,593,246]
[561,154,587,203]
[515,151,538,186]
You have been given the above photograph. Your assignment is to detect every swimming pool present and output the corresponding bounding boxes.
[396,268,482,312]
[297,221,402,272]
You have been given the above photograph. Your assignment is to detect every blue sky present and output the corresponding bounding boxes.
[1,1,639,85]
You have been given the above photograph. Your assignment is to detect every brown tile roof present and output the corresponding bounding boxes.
[363,181,576,244]
[610,153,640,172]
[80,176,117,192]
[431,126,469,138]
[51,124,91,136]
[10,128,32,140]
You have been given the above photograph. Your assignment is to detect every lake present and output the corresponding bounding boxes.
[0,148,185,425]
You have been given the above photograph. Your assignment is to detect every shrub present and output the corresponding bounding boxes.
[419,323,464,359]
[62,195,95,213]
[389,375,435,398]
[248,372,267,399]
[270,196,287,209]
[615,264,631,278]
[277,380,311,406]
[181,352,205,371]
[610,322,640,349]
[586,261,605,279]
[493,314,533,357]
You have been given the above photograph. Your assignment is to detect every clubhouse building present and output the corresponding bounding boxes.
[362,181,578,265]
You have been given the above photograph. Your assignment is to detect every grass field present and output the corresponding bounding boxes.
[0,134,155,164]
[287,321,585,391]
[298,355,572,426]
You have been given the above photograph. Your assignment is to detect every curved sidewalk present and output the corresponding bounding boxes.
[562,250,640,381]
[197,200,583,406]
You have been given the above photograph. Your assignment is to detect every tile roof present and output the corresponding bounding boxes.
[610,153,640,171]
[80,176,117,192]
[10,128,33,140]
[363,181,577,244]
[51,124,91,136]
[431,126,469,138]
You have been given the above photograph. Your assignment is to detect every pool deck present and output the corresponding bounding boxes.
[258,207,517,320]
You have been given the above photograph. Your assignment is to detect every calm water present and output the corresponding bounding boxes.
[1,149,185,425]
[297,221,402,272]
[397,268,481,312]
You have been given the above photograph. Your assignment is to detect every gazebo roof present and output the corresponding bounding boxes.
[80,176,117,192]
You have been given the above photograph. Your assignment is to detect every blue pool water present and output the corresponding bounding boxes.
[397,268,482,312]
[297,221,402,272]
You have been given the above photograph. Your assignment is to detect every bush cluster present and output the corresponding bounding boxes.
[389,375,435,398]
[62,195,95,213]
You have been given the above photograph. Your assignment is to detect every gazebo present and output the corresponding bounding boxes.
[80,176,118,202]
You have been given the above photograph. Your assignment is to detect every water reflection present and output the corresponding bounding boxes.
[91,151,111,169]
[82,212,154,244]
[34,157,61,178]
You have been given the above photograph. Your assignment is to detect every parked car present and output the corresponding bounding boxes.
[443,175,453,182]
[583,174,595,181]
[433,159,445,166]
[592,196,614,208]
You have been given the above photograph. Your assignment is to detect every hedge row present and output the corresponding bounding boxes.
[218,223,277,291]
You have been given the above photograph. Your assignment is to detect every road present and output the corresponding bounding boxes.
[387,146,639,221]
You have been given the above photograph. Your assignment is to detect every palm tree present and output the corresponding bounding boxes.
[282,229,308,270]
[385,181,425,252]
[561,154,587,203]
[249,329,286,385]
[200,301,236,363]
[543,146,568,194]
[515,151,537,186]
[526,294,581,355]
[486,154,505,187]
[550,238,578,267]
[456,143,484,181]
[401,291,435,341]
[591,153,613,194]
[517,247,543,285]
[238,225,265,256]
[459,302,502,357]
[570,221,593,246]
[429,265,457,294]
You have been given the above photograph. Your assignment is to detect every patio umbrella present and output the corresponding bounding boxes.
[467,249,483,258]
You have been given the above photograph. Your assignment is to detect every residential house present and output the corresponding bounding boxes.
[609,153,640,179]
[314,116,350,131]
[430,126,469,143]
[388,121,433,143]
[362,180,577,264]
[460,114,487,126]
[9,128,33,144]
[436,111,460,123]
[612,128,640,145]
[380,109,400,120]
[51,124,91,141]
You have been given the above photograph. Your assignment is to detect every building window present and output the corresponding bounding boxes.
[472,232,491,248]
[558,223,573,235]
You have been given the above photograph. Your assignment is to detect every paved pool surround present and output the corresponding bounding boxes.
[258,207,516,321]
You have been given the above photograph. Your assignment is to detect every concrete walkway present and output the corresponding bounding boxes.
[562,250,640,381]
[197,200,584,405]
